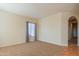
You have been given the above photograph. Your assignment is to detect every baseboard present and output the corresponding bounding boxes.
[38,40,68,47]
[0,41,26,48]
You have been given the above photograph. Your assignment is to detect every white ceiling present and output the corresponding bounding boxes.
[0,3,79,19]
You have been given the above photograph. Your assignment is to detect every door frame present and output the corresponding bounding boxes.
[68,16,78,45]
[26,22,37,42]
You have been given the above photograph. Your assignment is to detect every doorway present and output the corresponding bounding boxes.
[26,22,37,42]
[68,16,78,46]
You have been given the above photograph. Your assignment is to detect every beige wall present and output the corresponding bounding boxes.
[38,13,62,46]
[0,10,38,47]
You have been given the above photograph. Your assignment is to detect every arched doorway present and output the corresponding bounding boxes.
[68,16,78,46]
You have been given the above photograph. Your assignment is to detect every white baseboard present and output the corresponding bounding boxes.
[0,41,26,48]
[39,39,68,46]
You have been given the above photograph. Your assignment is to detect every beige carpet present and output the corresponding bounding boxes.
[0,41,64,56]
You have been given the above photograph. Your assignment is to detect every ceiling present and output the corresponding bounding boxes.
[0,3,79,19]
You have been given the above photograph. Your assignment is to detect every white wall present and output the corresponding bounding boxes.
[1,10,79,47]
[38,12,79,46]
[0,10,38,47]
[38,13,62,46]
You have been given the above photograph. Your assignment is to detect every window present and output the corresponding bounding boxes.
[28,23,35,37]
[26,22,37,42]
